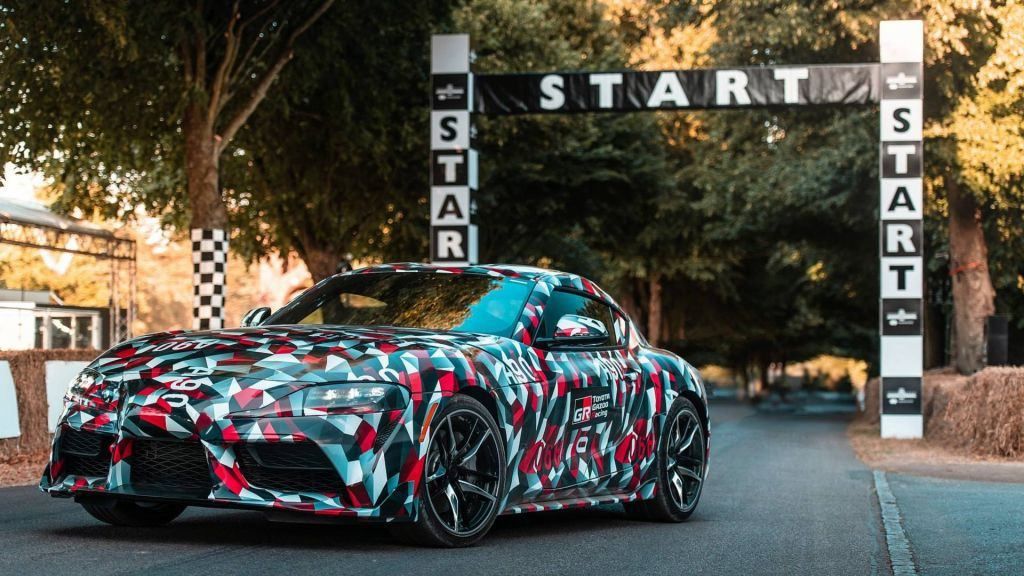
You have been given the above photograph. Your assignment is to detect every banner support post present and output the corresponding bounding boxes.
[878,20,925,439]
[430,34,478,265]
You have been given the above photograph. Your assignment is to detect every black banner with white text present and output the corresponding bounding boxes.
[474,64,879,115]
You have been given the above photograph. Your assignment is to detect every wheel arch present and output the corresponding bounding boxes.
[454,385,503,445]
[678,388,709,437]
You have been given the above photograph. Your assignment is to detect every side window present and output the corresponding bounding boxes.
[537,290,617,347]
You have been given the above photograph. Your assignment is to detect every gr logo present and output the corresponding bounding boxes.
[570,387,611,429]
[573,396,593,425]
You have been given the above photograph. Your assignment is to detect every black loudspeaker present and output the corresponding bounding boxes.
[986,315,1009,366]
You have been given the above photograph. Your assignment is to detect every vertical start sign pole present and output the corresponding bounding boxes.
[879,20,924,438]
[430,35,478,265]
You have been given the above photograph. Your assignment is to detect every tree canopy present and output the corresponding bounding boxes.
[2,0,1022,375]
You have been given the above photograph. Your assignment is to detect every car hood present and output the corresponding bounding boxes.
[91,324,501,389]
[76,325,507,440]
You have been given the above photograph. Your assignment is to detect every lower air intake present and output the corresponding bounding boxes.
[237,442,343,495]
[131,439,211,497]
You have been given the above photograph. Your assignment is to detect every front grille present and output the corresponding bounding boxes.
[237,443,343,495]
[59,428,114,477]
[131,440,211,497]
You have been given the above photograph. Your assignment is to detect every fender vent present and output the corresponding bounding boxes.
[373,418,401,452]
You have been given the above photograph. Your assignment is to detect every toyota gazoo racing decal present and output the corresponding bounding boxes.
[571,387,611,429]
[41,263,708,523]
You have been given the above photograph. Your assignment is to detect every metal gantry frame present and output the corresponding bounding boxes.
[0,211,137,345]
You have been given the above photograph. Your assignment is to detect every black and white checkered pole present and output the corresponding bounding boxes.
[430,34,478,265]
[878,20,924,438]
[191,228,227,330]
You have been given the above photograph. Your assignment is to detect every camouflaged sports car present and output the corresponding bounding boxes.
[41,263,709,547]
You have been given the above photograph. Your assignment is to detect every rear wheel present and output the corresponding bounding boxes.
[390,395,505,547]
[81,500,186,527]
[624,396,706,522]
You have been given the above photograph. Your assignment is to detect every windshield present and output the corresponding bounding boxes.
[265,272,534,338]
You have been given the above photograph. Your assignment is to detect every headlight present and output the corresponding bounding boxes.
[66,369,102,405]
[303,382,409,415]
[230,382,410,418]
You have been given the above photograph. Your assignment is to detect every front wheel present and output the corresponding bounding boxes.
[390,395,506,547]
[623,396,706,522]
[81,500,186,527]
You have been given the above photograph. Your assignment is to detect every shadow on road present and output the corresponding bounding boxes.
[48,504,646,550]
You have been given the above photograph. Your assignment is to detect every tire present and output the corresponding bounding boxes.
[624,396,706,522]
[81,500,186,527]
[390,395,506,547]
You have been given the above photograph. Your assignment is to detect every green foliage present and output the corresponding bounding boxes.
[225,0,454,272]
[456,0,676,282]
[3,0,1021,370]
[0,1,335,229]
[0,1,186,223]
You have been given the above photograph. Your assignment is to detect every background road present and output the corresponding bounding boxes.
[0,402,1018,576]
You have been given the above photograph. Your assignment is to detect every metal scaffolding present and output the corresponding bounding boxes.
[0,198,137,344]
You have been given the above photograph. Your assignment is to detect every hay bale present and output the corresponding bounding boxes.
[0,349,98,460]
[934,368,1024,458]
[862,367,1024,459]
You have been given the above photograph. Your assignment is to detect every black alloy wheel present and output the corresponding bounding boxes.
[623,396,706,522]
[390,395,505,547]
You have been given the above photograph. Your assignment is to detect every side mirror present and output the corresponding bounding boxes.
[546,314,609,346]
[241,307,272,327]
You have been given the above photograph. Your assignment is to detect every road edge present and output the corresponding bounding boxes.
[873,470,919,576]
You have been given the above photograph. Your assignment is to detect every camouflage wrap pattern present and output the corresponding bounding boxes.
[42,263,707,522]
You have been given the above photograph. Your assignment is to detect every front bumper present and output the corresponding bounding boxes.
[40,403,424,522]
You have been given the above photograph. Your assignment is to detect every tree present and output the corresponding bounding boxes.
[0,0,334,328]
[454,0,683,348]
[225,0,453,281]
[631,0,1024,375]
[925,1,1024,372]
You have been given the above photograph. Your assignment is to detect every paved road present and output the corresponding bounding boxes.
[889,473,1024,575]
[0,402,1016,576]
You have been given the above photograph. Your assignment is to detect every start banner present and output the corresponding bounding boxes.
[474,64,880,115]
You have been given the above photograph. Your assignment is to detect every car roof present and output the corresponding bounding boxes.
[348,262,614,303]
[351,262,565,281]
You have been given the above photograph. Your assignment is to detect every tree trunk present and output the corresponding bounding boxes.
[300,244,343,282]
[758,356,771,396]
[647,272,663,347]
[947,178,995,374]
[184,102,230,330]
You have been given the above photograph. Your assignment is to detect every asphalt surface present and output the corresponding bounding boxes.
[0,401,1018,576]
[889,473,1024,575]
